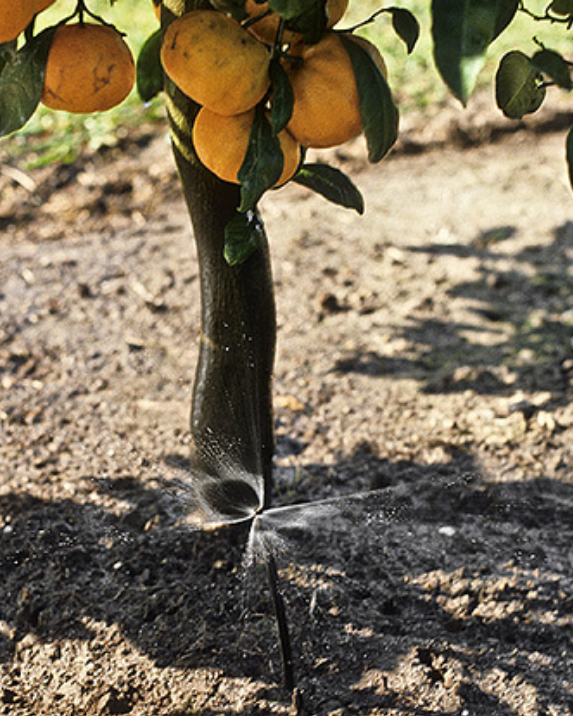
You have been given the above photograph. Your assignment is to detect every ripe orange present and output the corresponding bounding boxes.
[0,3,34,43]
[41,23,135,114]
[284,31,362,148]
[162,10,271,116]
[192,106,301,186]
[0,0,59,42]
[245,0,348,45]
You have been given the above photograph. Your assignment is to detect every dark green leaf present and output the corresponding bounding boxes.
[269,59,294,133]
[293,162,364,213]
[283,0,327,44]
[549,0,573,16]
[339,33,399,163]
[238,105,284,211]
[495,50,546,119]
[431,0,518,105]
[0,41,17,75]
[224,209,266,266]
[136,29,163,102]
[566,123,573,192]
[268,0,320,21]
[530,48,572,90]
[389,8,420,54]
[0,26,56,137]
[0,51,11,77]
[493,0,519,38]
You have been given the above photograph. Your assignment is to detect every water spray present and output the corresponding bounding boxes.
[162,456,461,694]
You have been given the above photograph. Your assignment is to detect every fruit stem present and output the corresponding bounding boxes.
[341,7,388,34]
[77,0,85,26]
[24,18,36,43]
[269,16,286,60]
[243,9,274,30]
[73,0,117,30]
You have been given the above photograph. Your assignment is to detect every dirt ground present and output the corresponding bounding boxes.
[1,97,573,715]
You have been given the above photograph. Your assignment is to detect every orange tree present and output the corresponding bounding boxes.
[1,0,572,516]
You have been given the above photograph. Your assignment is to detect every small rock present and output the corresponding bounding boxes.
[1,688,17,704]
[98,688,132,715]
[318,292,344,315]
[536,410,556,433]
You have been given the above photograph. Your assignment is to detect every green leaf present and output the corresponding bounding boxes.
[0,26,56,137]
[293,162,364,213]
[136,29,163,103]
[256,0,328,44]
[267,0,321,21]
[567,123,573,192]
[389,8,420,54]
[549,0,573,16]
[495,50,546,119]
[431,0,518,105]
[224,209,266,266]
[530,48,572,90]
[0,42,16,75]
[283,0,327,44]
[339,33,399,163]
[269,58,294,133]
[238,105,284,211]
[493,0,519,38]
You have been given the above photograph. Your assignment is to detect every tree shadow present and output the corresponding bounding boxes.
[335,221,573,403]
[1,448,572,714]
[270,460,573,714]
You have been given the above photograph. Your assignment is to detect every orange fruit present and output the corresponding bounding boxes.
[41,23,135,114]
[0,3,35,43]
[151,0,161,20]
[162,10,271,116]
[192,106,301,185]
[245,0,348,46]
[0,0,58,42]
[284,31,362,148]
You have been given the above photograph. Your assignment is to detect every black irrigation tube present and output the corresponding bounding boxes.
[265,552,295,693]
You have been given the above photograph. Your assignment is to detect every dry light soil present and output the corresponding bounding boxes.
[1,104,573,715]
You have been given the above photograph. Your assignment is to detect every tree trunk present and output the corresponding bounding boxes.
[163,0,276,504]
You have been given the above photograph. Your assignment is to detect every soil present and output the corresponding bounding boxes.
[1,97,573,715]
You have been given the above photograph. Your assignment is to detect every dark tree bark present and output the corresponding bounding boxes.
[163,0,276,503]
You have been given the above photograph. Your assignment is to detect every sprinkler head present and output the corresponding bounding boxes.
[201,478,262,521]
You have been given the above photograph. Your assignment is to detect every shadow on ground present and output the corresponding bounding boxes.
[1,449,572,714]
[334,220,573,404]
